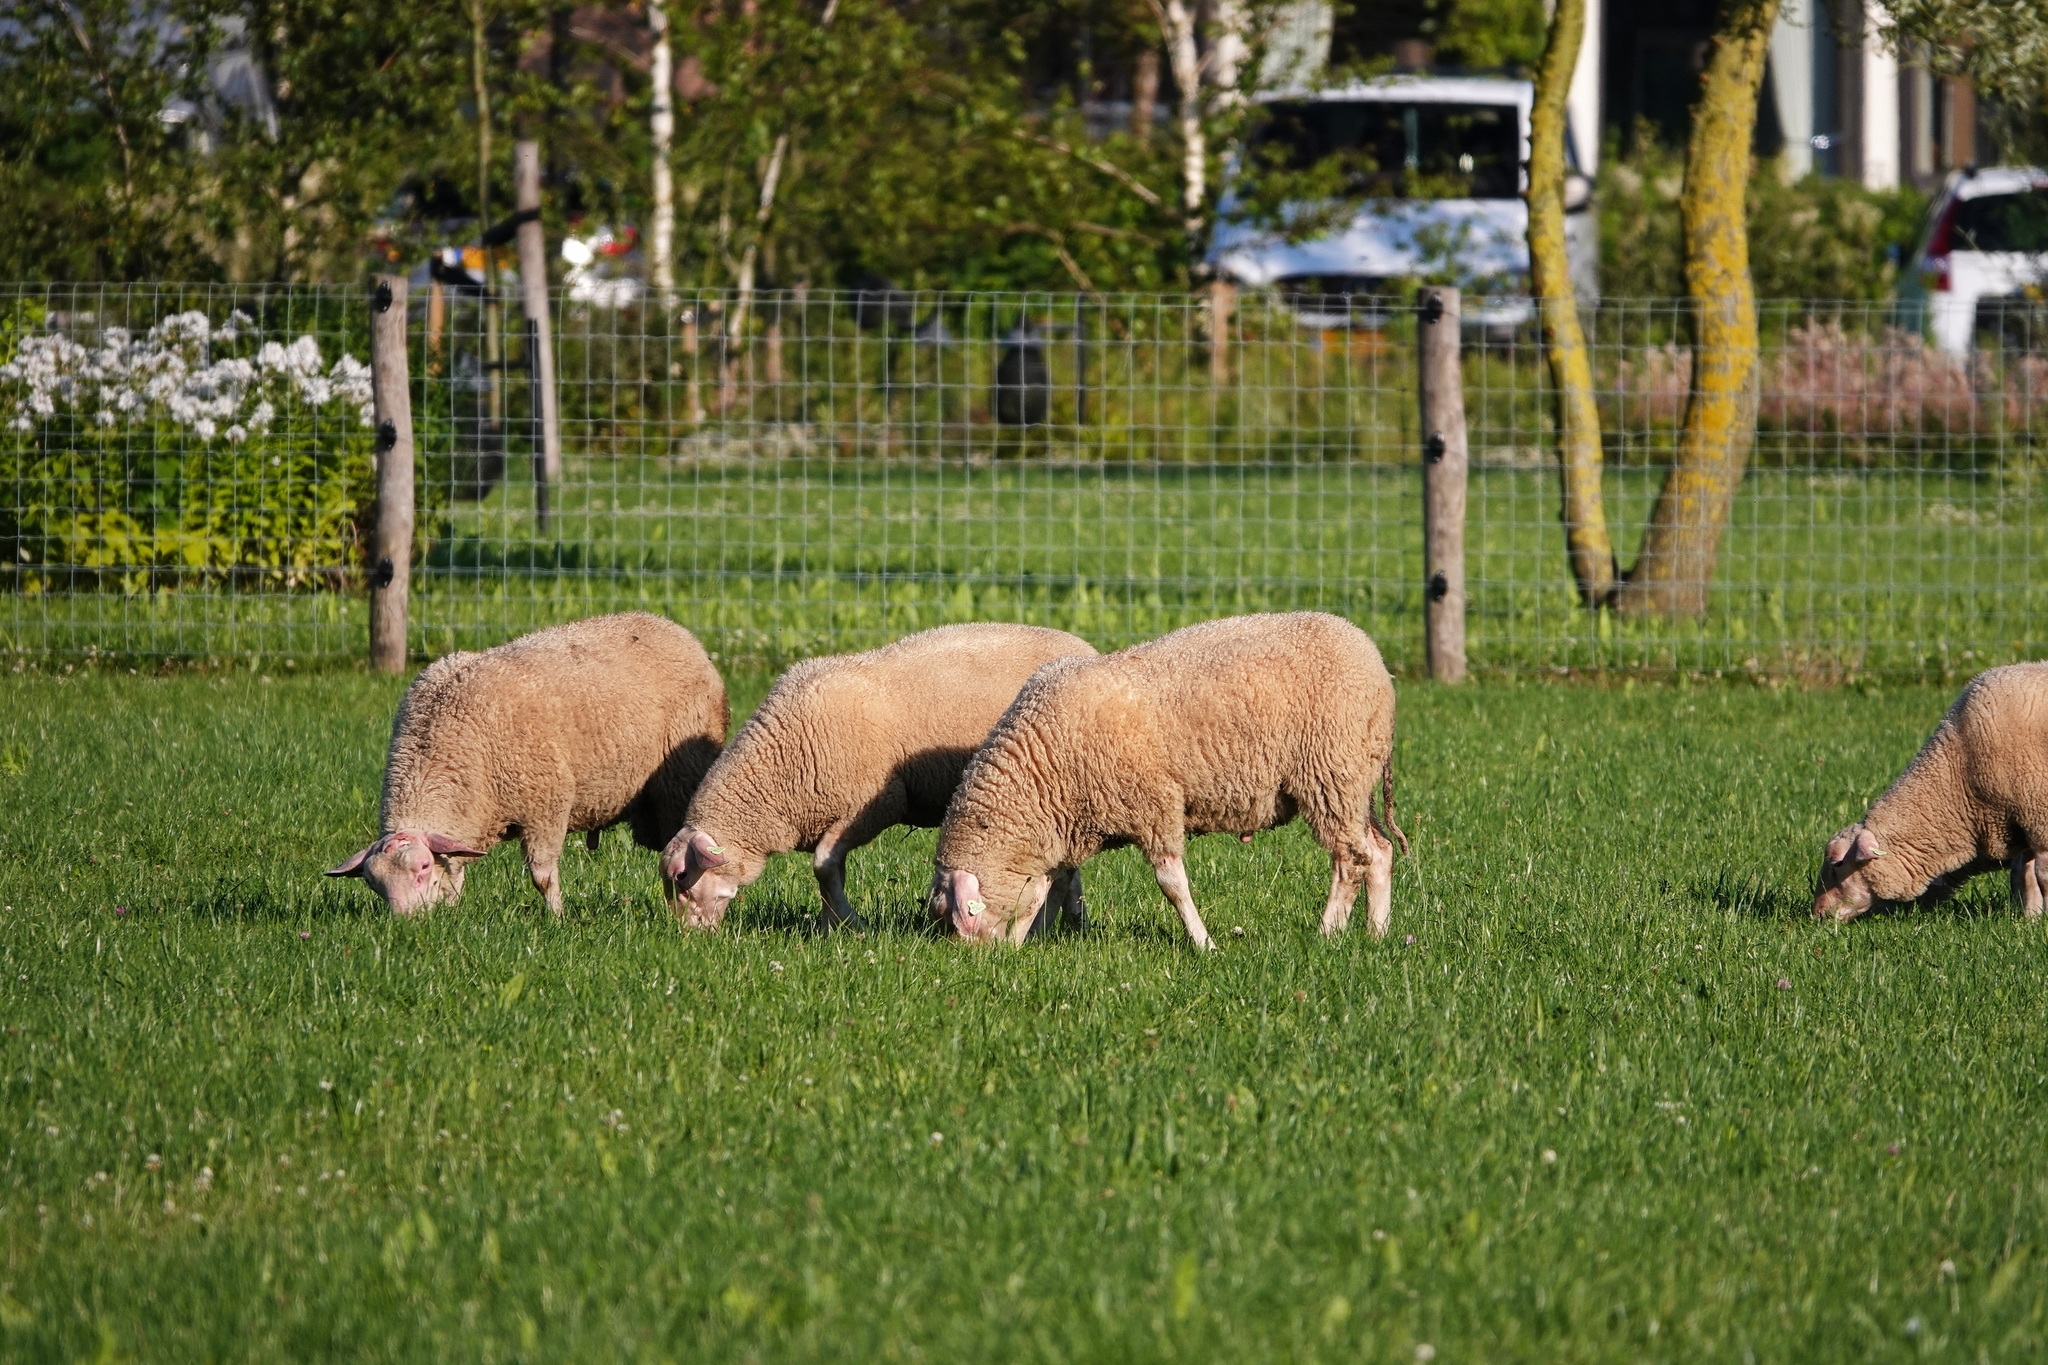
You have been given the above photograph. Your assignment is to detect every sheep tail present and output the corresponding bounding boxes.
[1372,749,1409,857]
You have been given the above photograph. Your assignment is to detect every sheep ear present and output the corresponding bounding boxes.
[326,844,375,877]
[1823,830,1856,868]
[423,832,487,859]
[1849,828,1886,864]
[949,869,985,919]
[688,830,727,870]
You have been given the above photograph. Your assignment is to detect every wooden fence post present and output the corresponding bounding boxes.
[368,274,414,675]
[1417,286,1468,683]
[1207,278,1236,387]
[514,139,561,532]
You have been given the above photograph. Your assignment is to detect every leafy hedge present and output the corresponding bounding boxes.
[1600,131,1929,303]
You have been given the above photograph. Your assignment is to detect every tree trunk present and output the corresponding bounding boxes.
[1153,0,1206,245]
[1132,49,1159,146]
[471,0,504,427]
[1617,0,1778,618]
[649,0,676,306]
[721,131,788,412]
[1527,0,1616,607]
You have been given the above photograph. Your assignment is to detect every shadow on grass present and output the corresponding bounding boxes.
[188,879,382,923]
[1707,864,2018,925]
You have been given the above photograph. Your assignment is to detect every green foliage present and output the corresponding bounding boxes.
[1599,129,1929,301]
[1747,170,1929,303]
[0,307,409,589]
[4,0,1546,292]
[0,0,221,280]
[1425,0,1546,71]
[1598,134,1687,300]
[2,422,376,591]
[5,673,2048,1360]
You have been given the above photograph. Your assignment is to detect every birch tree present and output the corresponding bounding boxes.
[648,0,675,306]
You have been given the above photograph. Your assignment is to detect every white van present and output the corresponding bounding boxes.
[1896,166,2048,356]
[1207,74,1596,330]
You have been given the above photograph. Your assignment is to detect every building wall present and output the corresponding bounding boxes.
[1605,0,1978,183]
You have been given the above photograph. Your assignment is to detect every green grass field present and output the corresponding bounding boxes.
[5,666,2048,1362]
[7,455,2048,679]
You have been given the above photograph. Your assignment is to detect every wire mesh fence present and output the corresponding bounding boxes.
[3,280,2045,677]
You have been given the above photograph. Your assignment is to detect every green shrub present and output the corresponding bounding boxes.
[0,306,408,590]
[1599,129,1928,302]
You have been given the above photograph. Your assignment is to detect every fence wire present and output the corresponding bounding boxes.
[3,281,2044,678]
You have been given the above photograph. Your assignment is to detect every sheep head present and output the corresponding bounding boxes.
[326,831,484,915]
[661,827,761,929]
[931,863,1050,945]
[1812,824,1888,921]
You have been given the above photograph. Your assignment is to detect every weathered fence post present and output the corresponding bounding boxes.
[1207,278,1236,387]
[368,274,414,675]
[1417,286,1468,683]
[514,139,561,532]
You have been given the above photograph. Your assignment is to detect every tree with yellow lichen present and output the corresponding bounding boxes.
[1525,0,1615,608]
[1615,0,1780,617]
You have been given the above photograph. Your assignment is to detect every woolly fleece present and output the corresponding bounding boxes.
[338,612,727,914]
[662,622,1096,928]
[932,611,1400,948]
[1815,661,2048,921]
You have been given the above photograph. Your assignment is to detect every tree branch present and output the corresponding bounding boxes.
[1003,223,1098,292]
[60,2,134,200]
[1013,129,1163,207]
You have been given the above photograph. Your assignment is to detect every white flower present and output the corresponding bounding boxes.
[2,314,371,440]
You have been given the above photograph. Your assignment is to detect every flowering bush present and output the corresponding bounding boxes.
[0,306,383,589]
[1609,320,2048,464]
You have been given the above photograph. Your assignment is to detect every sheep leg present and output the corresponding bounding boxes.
[810,797,903,932]
[1150,853,1216,951]
[2016,853,2048,921]
[810,843,869,933]
[1322,825,1396,939]
[1023,869,1087,940]
[1056,865,1089,933]
[523,824,569,918]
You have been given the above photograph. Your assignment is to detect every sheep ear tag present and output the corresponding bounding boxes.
[325,844,375,878]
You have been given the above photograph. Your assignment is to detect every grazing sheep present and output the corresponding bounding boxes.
[662,623,1097,930]
[931,612,1404,950]
[1814,662,2048,922]
[327,613,727,916]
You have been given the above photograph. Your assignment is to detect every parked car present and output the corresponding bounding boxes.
[1206,73,1597,332]
[1897,166,2048,356]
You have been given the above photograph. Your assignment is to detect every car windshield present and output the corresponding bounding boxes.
[1251,101,1522,201]
[1953,188,2048,253]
